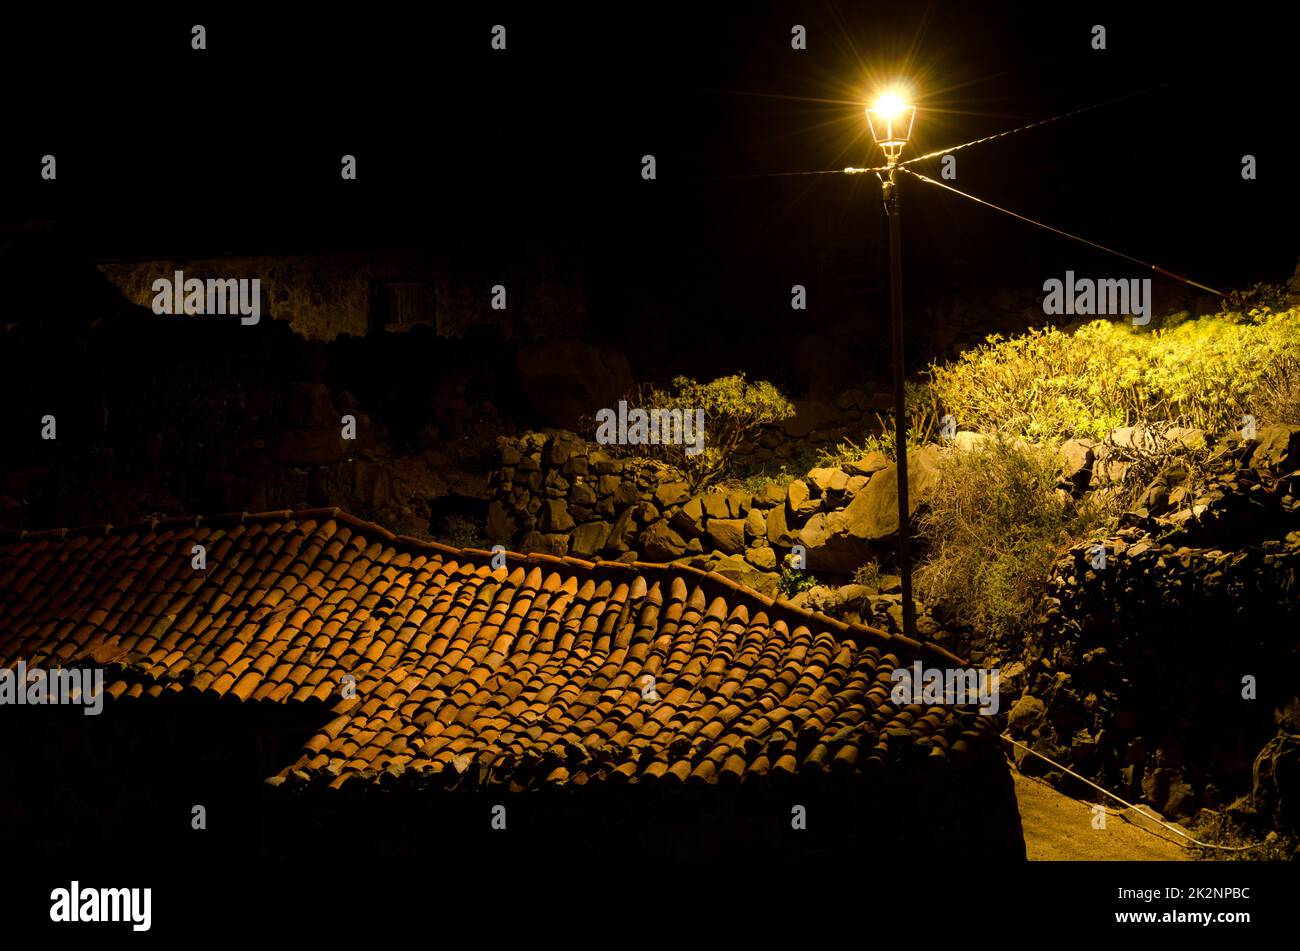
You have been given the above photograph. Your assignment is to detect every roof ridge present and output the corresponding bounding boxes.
[0,506,969,666]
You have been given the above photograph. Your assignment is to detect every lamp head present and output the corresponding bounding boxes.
[866,88,915,165]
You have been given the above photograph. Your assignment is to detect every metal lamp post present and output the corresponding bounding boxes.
[866,92,917,640]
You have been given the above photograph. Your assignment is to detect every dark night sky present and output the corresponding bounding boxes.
[2,3,1295,368]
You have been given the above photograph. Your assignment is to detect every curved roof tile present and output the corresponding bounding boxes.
[0,508,997,790]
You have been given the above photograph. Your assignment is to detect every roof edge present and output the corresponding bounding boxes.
[0,507,970,667]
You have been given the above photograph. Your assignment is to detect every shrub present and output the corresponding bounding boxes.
[615,374,795,491]
[777,565,818,599]
[852,560,882,589]
[1224,281,1292,314]
[739,462,805,495]
[1257,373,1300,426]
[929,306,1300,441]
[916,437,1109,643]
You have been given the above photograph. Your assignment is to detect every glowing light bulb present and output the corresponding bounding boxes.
[873,92,908,120]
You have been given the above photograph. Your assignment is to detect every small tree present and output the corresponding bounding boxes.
[635,374,794,491]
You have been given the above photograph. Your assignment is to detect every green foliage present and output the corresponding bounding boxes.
[916,436,1109,643]
[929,306,1300,440]
[819,427,915,465]
[631,374,795,491]
[852,560,881,589]
[1186,804,1296,860]
[1257,371,1300,426]
[739,461,805,495]
[776,549,820,599]
[777,565,818,599]
[1224,281,1291,314]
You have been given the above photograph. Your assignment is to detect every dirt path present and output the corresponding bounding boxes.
[1013,764,1191,861]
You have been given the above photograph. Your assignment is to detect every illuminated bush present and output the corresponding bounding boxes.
[929,304,1300,440]
[916,436,1108,642]
[621,374,795,491]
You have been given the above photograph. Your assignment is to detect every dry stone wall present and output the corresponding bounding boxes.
[1003,423,1300,835]
[729,389,890,471]
[484,430,941,598]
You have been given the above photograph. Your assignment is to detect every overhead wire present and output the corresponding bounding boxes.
[715,84,1171,181]
[715,83,1222,296]
[892,84,1171,169]
[900,167,1223,296]
[1002,735,1259,852]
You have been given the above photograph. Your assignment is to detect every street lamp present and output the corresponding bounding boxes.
[867,89,917,641]
[866,93,916,165]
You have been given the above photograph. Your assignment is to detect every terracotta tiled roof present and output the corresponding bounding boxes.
[0,509,996,790]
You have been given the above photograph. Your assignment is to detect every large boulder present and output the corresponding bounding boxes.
[540,499,575,532]
[951,431,989,453]
[1007,695,1046,734]
[639,519,687,561]
[606,507,638,553]
[670,496,706,537]
[515,339,633,428]
[702,492,730,520]
[712,553,780,597]
[724,490,752,518]
[835,446,942,542]
[843,452,890,477]
[1252,732,1300,829]
[1251,424,1300,473]
[1058,438,1095,492]
[785,479,819,520]
[797,512,873,574]
[570,520,612,557]
[519,530,568,556]
[1089,451,1131,490]
[653,480,691,508]
[790,447,942,573]
[806,467,838,495]
[706,518,746,555]
[766,502,798,547]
